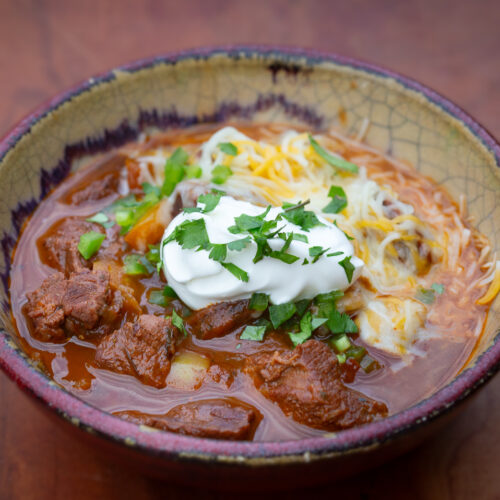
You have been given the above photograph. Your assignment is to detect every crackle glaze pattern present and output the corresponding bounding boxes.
[0,48,498,465]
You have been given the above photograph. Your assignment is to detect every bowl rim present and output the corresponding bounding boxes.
[0,45,499,464]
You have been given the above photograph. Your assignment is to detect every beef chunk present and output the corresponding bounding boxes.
[94,315,180,388]
[186,300,259,340]
[245,340,388,431]
[40,218,103,275]
[117,398,259,440]
[25,269,116,341]
[68,173,119,205]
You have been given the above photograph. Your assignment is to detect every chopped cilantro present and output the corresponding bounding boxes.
[211,165,233,184]
[208,244,227,262]
[166,218,210,250]
[327,309,358,334]
[294,299,311,317]
[218,142,238,156]
[249,292,269,311]
[279,232,309,243]
[311,316,328,330]
[77,231,105,260]
[149,290,167,307]
[240,324,267,341]
[323,185,347,214]
[269,302,297,329]
[198,191,224,212]
[309,134,359,173]
[339,255,355,283]
[171,310,187,336]
[280,200,322,232]
[163,285,178,298]
[326,251,343,257]
[142,182,161,197]
[227,237,251,251]
[86,212,114,228]
[309,246,329,263]
[221,262,249,282]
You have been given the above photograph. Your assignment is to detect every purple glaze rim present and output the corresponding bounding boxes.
[0,45,499,463]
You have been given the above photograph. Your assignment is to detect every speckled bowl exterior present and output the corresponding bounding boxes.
[0,47,499,488]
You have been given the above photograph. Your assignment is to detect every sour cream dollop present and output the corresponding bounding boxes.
[161,196,363,310]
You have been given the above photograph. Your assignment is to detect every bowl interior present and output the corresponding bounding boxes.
[0,48,498,454]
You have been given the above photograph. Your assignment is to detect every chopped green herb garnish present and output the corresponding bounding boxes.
[171,310,187,336]
[208,243,227,262]
[269,302,297,329]
[309,246,329,263]
[249,292,269,311]
[339,255,355,283]
[279,232,309,243]
[166,218,210,250]
[86,212,114,228]
[240,324,267,341]
[123,254,150,275]
[432,283,445,295]
[323,185,348,214]
[211,165,233,184]
[221,262,249,282]
[227,237,251,251]
[142,182,162,197]
[280,200,322,232]
[149,290,167,307]
[198,191,224,212]
[77,231,105,260]
[163,285,178,298]
[288,311,314,347]
[327,309,358,334]
[218,142,238,156]
[326,251,343,257]
[309,134,359,174]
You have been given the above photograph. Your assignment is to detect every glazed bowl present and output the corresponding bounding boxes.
[0,47,499,490]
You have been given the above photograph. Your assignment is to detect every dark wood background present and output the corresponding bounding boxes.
[0,1,499,498]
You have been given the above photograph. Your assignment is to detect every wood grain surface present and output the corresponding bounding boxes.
[0,1,499,498]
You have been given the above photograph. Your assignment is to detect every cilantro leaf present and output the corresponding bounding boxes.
[327,309,358,334]
[149,290,167,307]
[240,324,267,341]
[288,311,313,347]
[208,243,227,262]
[309,246,329,263]
[323,185,347,214]
[221,262,249,282]
[198,191,224,212]
[280,202,322,232]
[163,285,178,298]
[171,310,187,336]
[86,212,114,228]
[168,218,210,250]
[339,255,355,283]
[218,142,238,156]
[227,237,251,251]
[249,292,269,311]
[309,134,358,173]
[269,302,297,329]
[211,165,233,184]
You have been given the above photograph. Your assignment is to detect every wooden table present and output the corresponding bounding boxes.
[1,1,499,498]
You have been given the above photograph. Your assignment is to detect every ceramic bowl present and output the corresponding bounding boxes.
[0,47,499,490]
